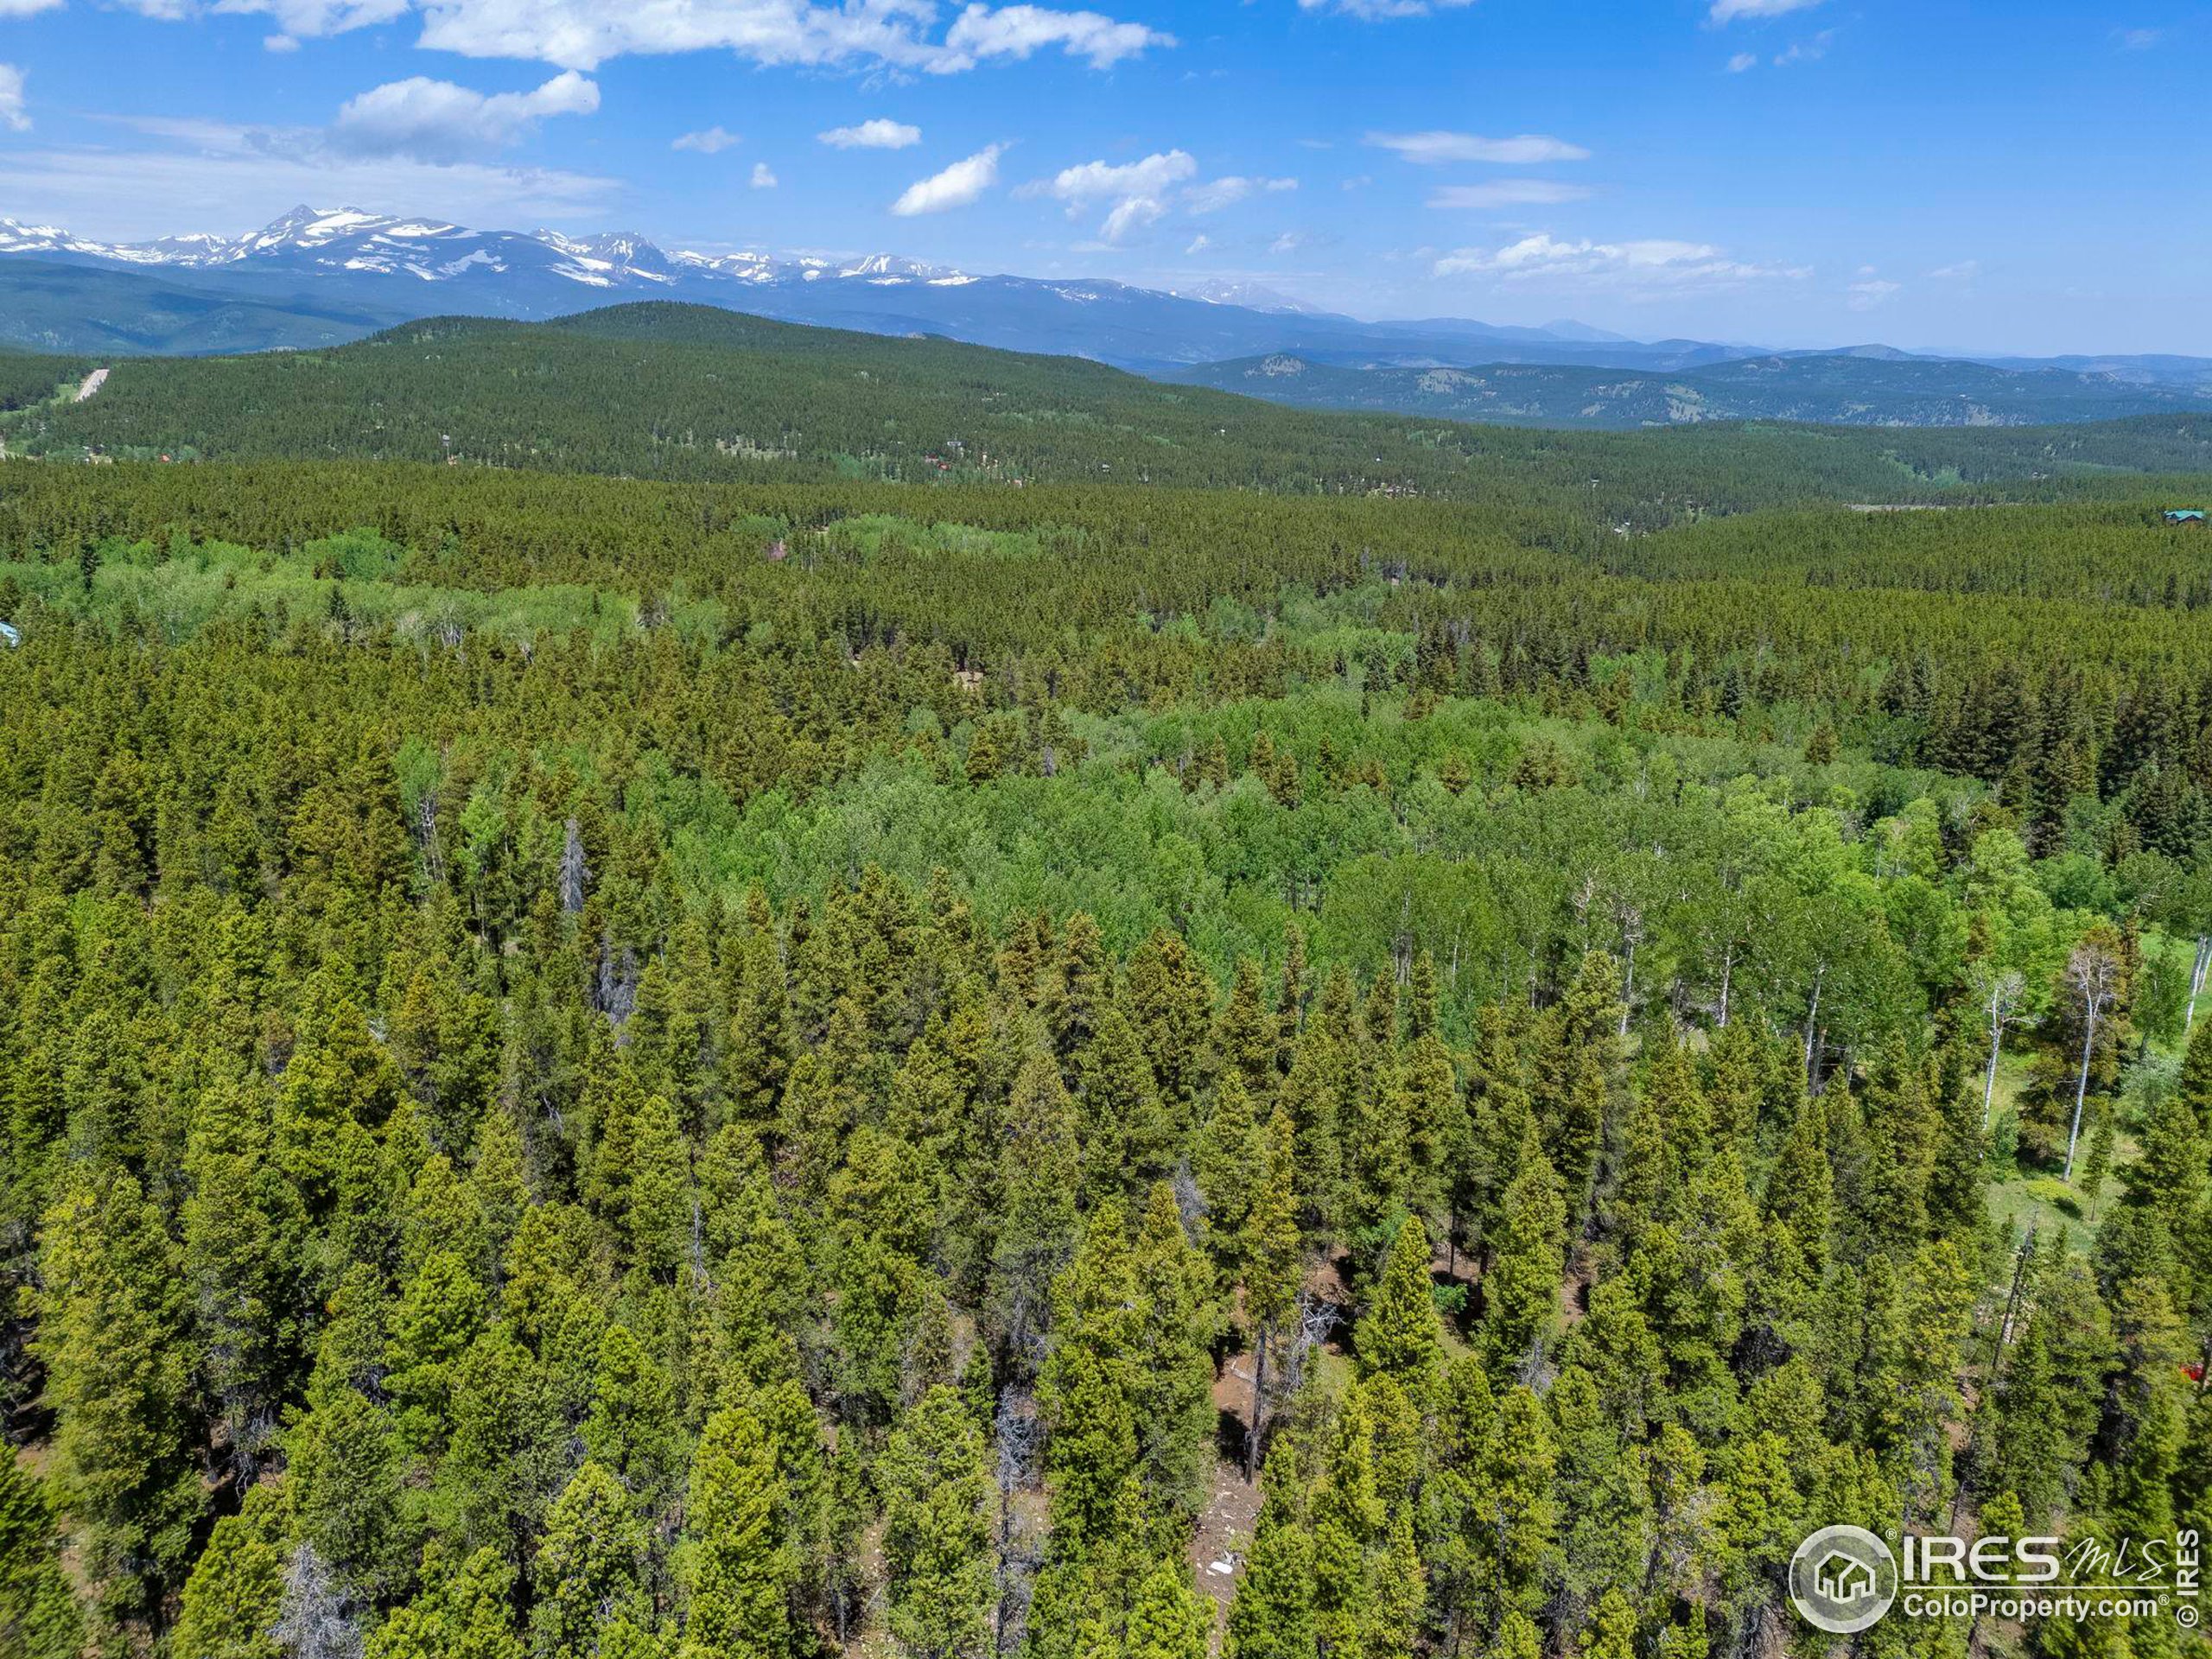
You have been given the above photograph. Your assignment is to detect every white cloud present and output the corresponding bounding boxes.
[2117,26,2161,48]
[818,118,921,149]
[265,31,302,48]
[891,143,1003,215]
[1298,0,1475,16]
[1185,232,1210,254]
[1183,175,1297,213]
[750,161,778,188]
[1847,276,1900,310]
[1709,0,1821,20]
[0,128,620,241]
[1928,260,1980,281]
[0,64,25,133]
[1268,231,1303,255]
[1773,29,1834,63]
[1365,130,1591,165]
[128,0,1169,75]
[1434,232,1803,293]
[1041,149,1197,207]
[0,0,63,15]
[203,0,410,35]
[1033,148,1197,241]
[937,3,1173,70]
[673,125,741,153]
[1101,194,1166,240]
[1428,180,1592,209]
[1726,50,1758,70]
[331,70,598,162]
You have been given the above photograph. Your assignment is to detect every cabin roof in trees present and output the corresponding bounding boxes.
[0,622,16,647]
[2164,509,2207,524]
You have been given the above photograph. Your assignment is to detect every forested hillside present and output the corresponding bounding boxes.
[2,346,2210,1659]
[10,304,2212,515]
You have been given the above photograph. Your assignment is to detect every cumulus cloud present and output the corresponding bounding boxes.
[818,118,921,149]
[673,125,741,153]
[1434,232,1803,293]
[937,3,1173,70]
[1185,232,1210,254]
[1709,0,1820,20]
[1031,149,1198,241]
[1183,175,1297,213]
[330,71,599,162]
[0,64,26,133]
[1365,130,1590,165]
[1268,231,1302,255]
[122,0,1172,75]
[1847,276,1900,309]
[0,0,63,15]
[751,161,778,188]
[1726,50,1758,70]
[891,143,1004,215]
[1428,180,1591,209]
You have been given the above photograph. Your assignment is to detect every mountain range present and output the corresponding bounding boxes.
[5,205,2212,428]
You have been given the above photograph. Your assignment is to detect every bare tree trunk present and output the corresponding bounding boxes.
[1802,966,1825,1080]
[2064,999,2100,1179]
[1983,1000,2005,1128]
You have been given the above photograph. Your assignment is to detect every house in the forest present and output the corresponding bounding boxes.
[2164,509,2208,525]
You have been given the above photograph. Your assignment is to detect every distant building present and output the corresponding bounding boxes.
[2164,509,2208,525]
[0,622,17,647]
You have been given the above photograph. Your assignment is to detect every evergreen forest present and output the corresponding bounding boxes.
[1,307,2210,1659]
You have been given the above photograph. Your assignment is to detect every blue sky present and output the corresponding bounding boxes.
[0,0,2202,353]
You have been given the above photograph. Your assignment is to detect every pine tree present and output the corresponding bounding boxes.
[680,1405,795,1659]
[1481,1132,1567,1375]
[366,1546,524,1659]
[1131,1183,1220,1518]
[1360,1215,1443,1406]
[0,1458,83,1659]
[1121,1555,1214,1659]
[182,1075,306,1479]
[1195,1072,1263,1273]
[988,1051,1082,1371]
[880,1385,997,1659]
[531,1462,651,1659]
[1241,1107,1306,1472]
[36,1165,203,1627]
[1471,1386,1558,1628]
[1225,1440,1317,1659]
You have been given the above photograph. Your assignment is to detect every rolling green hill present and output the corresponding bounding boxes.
[9,303,2212,530]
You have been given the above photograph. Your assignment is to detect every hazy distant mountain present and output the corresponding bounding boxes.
[0,205,1774,368]
[1166,352,2212,429]
[5,205,2211,423]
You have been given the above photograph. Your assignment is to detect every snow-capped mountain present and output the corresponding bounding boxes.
[29,203,2196,396]
[0,206,976,295]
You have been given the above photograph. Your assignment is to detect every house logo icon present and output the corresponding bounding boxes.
[1789,1525,1898,1633]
